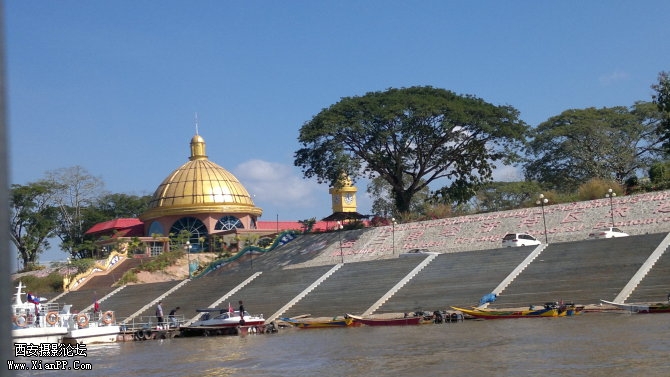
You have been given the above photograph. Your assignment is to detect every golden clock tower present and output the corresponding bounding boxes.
[329,175,357,213]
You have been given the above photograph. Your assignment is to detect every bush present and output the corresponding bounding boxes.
[21,263,46,273]
[649,161,670,184]
[135,250,184,273]
[576,178,623,201]
[70,258,96,274]
[14,271,66,294]
[116,270,138,286]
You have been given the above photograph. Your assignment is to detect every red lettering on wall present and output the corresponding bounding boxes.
[479,222,501,233]
[561,212,583,223]
[613,207,629,218]
[406,231,424,241]
[440,226,461,237]
[520,216,541,227]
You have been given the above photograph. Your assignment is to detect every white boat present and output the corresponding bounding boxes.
[61,310,122,345]
[11,282,68,344]
[600,299,670,314]
[12,282,122,345]
[190,308,265,328]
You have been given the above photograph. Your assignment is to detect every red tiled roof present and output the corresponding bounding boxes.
[111,225,145,237]
[85,218,144,235]
[256,220,342,232]
[256,221,304,231]
[86,217,362,238]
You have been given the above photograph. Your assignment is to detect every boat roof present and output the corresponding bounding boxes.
[196,308,238,313]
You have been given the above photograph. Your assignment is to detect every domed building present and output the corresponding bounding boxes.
[86,132,267,257]
[84,131,364,260]
[138,133,263,253]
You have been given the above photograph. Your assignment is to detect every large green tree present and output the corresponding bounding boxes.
[45,166,104,258]
[78,193,152,258]
[82,192,151,234]
[9,181,60,269]
[652,71,670,152]
[294,86,528,213]
[366,175,430,218]
[473,181,544,213]
[524,102,665,193]
[10,166,153,263]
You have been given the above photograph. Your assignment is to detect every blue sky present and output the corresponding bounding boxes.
[6,1,670,263]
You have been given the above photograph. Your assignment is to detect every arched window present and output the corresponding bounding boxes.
[215,215,244,231]
[170,217,209,252]
[148,221,165,236]
[148,222,166,256]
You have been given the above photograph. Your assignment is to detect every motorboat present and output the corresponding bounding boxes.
[600,299,670,314]
[179,308,268,337]
[190,308,265,328]
[11,282,68,344]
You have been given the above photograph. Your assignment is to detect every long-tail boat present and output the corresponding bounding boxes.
[451,302,582,319]
[345,313,424,326]
[280,316,356,329]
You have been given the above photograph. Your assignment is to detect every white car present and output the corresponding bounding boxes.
[399,249,439,257]
[588,227,629,239]
[502,233,541,247]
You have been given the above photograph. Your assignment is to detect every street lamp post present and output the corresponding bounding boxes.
[185,241,192,279]
[536,194,549,244]
[66,256,71,291]
[606,189,616,227]
[391,217,397,254]
[337,221,344,263]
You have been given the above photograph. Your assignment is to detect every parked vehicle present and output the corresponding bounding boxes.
[501,233,541,247]
[588,227,629,239]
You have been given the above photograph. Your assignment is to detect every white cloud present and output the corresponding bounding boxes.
[234,159,322,209]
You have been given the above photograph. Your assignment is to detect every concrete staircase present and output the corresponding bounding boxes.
[614,233,670,302]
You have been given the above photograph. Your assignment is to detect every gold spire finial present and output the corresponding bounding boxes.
[190,121,207,161]
[195,112,199,135]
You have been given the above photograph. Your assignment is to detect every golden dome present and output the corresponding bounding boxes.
[140,134,262,221]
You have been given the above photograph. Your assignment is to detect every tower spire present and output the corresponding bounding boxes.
[194,112,199,135]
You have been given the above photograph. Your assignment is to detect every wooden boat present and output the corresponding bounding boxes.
[346,313,423,326]
[600,299,670,314]
[451,302,582,319]
[557,305,584,316]
[280,316,356,329]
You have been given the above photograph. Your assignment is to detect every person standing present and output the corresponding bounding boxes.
[155,301,164,326]
[34,304,41,327]
[93,299,100,321]
[238,300,245,325]
[168,306,180,328]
